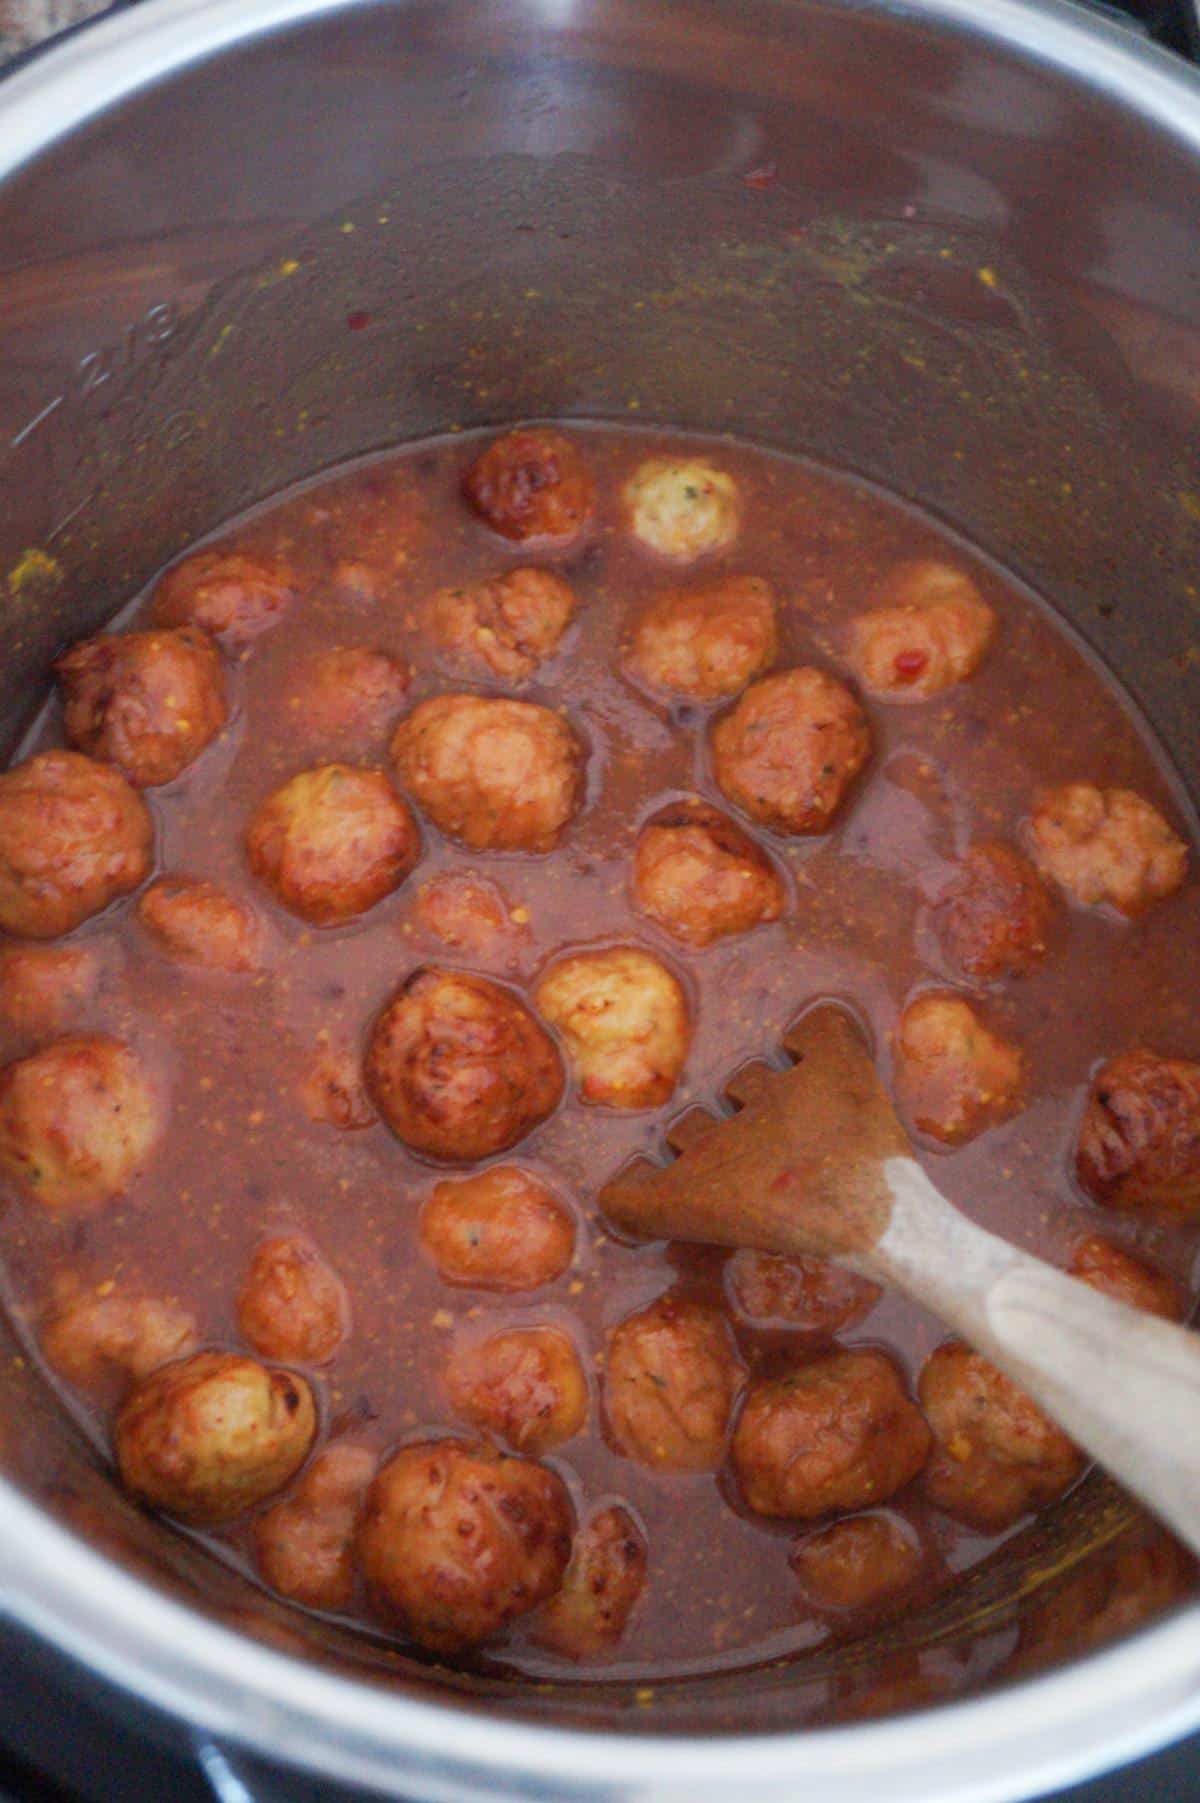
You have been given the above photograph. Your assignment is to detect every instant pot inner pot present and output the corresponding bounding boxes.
[0,0,1198,1732]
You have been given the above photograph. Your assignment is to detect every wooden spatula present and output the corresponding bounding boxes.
[599,1004,1200,1557]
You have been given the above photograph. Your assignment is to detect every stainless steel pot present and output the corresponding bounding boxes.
[2,1,1200,1797]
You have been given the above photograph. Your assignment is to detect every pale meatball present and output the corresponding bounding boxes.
[919,1341,1082,1531]
[535,1504,648,1659]
[391,695,583,854]
[285,647,411,751]
[444,1326,588,1453]
[534,946,690,1109]
[851,561,995,700]
[357,1438,574,1651]
[626,576,777,701]
[246,764,421,925]
[0,1035,163,1210]
[254,1442,377,1610]
[732,1350,931,1520]
[711,668,871,836]
[725,1250,880,1338]
[152,549,298,647]
[298,1036,377,1130]
[0,943,103,1037]
[1028,784,1187,916]
[432,568,577,683]
[1076,1048,1200,1217]
[462,428,595,546]
[419,1165,575,1291]
[41,1281,197,1395]
[623,457,740,562]
[632,801,784,948]
[237,1235,349,1364]
[115,1350,316,1526]
[413,872,525,959]
[790,1512,923,1611]
[604,1295,744,1472]
[136,877,260,972]
[934,842,1055,983]
[56,626,227,788]
[1069,1235,1182,1320]
[0,750,152,940]
[366,967,564,1161]
[894,993,1025,1144]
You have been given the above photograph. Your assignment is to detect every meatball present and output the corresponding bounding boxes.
[444,1326,588,1454]
[136,877,260,972]
[237,1235,349,1365]
[919,1341,1082,1531]
[419,1165,575,1291]
[299,1035,378,1130]
[432,568,577,683]
[1069,1235,1182,1320]
[246,764,421,926]
[152,549,297,647]
[391,694,583,854]
[1076,1048,1200,1217]
[41,1281,197,1395]
[1028,784,1188,916]
[850,560,995,700]
[632,801,784,947]
[254,1441,377,1610]
[790,1512,923,1612]
[413,872,526,960]
[535,1503,647,1659]
[934,842,1055,983]
[711,667,871,836]
[894,993,1025,1144]
[604,1295,744,1473]
[626,576,777,701]
[534,946,690,1110]
[357,1437,574,1651]
[0,750,153,940]
[462,428,595,546]
[114,1350,316,1526]
[622,457,741,562]
[366,967,564,1161]
[0,943,103,1037]
[0,1035,163,1210]
[725,1250,880,1338]
[732,1350,931,1520]
[286,647,410,751]
[56,626,227,788]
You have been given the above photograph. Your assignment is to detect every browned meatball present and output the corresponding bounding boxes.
[535,1504,647,1659]
[1069,1235,1182,1320]
[391,694,583,854]
[850,561,995,701]
[116,1352,315,1528]
[462,427,595,546]
[432,568,577,682]
[152,549,298,648]
[413,872,527,960]
[0,943,104,1037]
[254,1441,377,1610]
[711,668,871,836]
[534,946,690,1109]
[444,1326,588,1454]
[1028,784,1187,916]
[357,1438,574,1651]
[246,764,421,926]
[790,1512,923,1611]
[419,1165,575,1291]
[41,1279,197,1396]
[56,627,227,789]
[237,1235,349,1365]
[626,576,777,701]
[0,751,152,940]
[894,993,1025,1144]
[136,877,260,972]
[919,1341,1082,1531]
[0,1035,163,1211]
[604,1295,744,1472]
[732,1350,931,1520]
[285,646,411,752]
[298,1035,378,1130]
[934,842,1055,983]
[725,1250,880,1338]
[632,801,784,947]
[366,967,564,1161]
[1076,1049,1200,1217]
[622,457,741,562]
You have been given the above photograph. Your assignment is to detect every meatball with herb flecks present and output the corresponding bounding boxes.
[444,1325,588,1454]
[57,626,227,788]
[1069,1235,1182,1320]
[246,764,420,925]
[934,841,1055,983]
[535,946,690,1109]
[1028,784,1187,916]
[1076,1048,1200,1217]
[285,646,411,753]
[432,568,576,683]
[0,751,152,940]
[895,992,1025,1144]
[0,1035,163,1210]
[623,457,740,562]
[237,1235,349,1365]
[711,667,871,836]
[633,800,784,947]
[791,1511,923,1612]
[725,1250,880,1338]
[152,549,297,648]
[851,561,995,701]
[604,1295,743,1473]
[419,1165,574,1291]
[462,428,594,547]
[136,877,260,972]
[41,1280,197,1396]
[0,943,104,1037]
[626,575,776,701]
[535,1503,647,1659]
[357,1437,574,1651]
[254,1441,377,1610]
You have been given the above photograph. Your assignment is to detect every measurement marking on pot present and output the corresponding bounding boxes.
[8,301,181,452]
